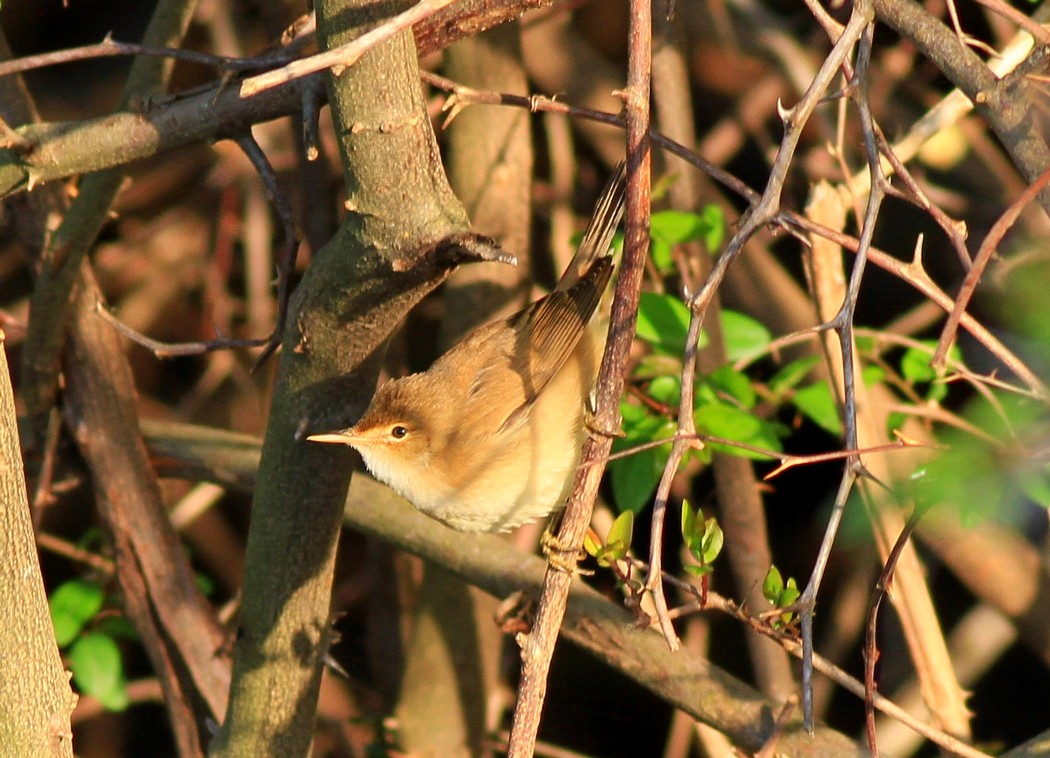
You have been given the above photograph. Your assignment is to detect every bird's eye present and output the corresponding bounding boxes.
[390,426,408,439]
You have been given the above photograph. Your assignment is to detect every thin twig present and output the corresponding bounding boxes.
[864,503,930,755]
[788,215,1047,398]
[421,71,1045,399]
[506,3,651,753]
[932,165,1050,369]
[95,299,270,357]
[694,592,993,758]
[0,35,301,80]
[968,0,1050,44]
[232,133,302,368]
[239,0,459,96]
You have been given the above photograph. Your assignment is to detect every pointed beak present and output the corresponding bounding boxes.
[306,431,355,445]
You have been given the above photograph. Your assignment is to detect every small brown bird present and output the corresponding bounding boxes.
[308,164,627,532]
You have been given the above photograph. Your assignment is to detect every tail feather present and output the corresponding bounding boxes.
[557,161,628,289]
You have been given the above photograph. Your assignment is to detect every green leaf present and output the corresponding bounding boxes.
[699,205,726,251]
[681,501,702,553]
[900,341,939,383]
[855,334,876,352]
[634,353,683,380]
[50,579,105,647]
[94,615,138,641]
[1020,468,1050,509]
[681,500,697,545]
[70,633,128,712]
[793,382,843,436]
[650,239,674,274]
[900,341,964,401]
[701,519,724,564]
[606,510,634,554]
[610,403,677,512]
[886,411,908,438]
[914,436,1004,527]
[652,210,709,245]
[763,565,784,602]
[684,564,714,577]
[707,364,757,409]
[610,445,663,513]
[583,531,602,558]
[720,310,772,363]
[636,292,703,355]
[769,356,821,394]
[195,572,215,598]
[695,402,780,459]
[647,375,681,406]
[649,204,726,272]
[862,364,886,386]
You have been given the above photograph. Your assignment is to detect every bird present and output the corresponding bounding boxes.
[308,163,627,533]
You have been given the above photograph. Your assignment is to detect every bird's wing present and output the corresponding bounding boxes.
[496,257,612,432]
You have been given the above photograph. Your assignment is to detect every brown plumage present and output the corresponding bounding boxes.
[308,164,626,532]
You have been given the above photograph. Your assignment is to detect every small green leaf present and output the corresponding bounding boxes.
[793,382,843,436]
[700,519,724,564]
[70,633,128,712]
[769,356,821,394]
[684,564,714,577]
[720,310,772,363]
[50,579,105,647]
[610,401,678,512]
[695,402,780,459]
[651,210,709,244]
[1020,469,1050,509]
[650,239,674,274]
[606,510,634,554]
[707,364,757,409]
[583,531,602,558]
[886,411,908,438]
[636,292,697,355]
[94,615,138,641]
[862,364,886,386]
[195,572,215,598]
[681,499,696,542]
[647,375,681,406]
[699,205,726,251]
[681,501,705,555]
[900,342,938,383]
[763,565,784,602]
[634,353,683,380]
[855,335,876,352]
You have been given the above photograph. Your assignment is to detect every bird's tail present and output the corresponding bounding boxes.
[557,161,628,290]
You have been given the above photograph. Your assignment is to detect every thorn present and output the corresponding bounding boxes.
[911,233,925,267]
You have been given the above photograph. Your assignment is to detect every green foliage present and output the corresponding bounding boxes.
[792,382,842,436]
[610,400,678,512]
[694,402,782,460]
[50,577,131,712]
[910,393,1050,525]
[636,292,704,356]
[768,356,821,394]
[50,578,105,647]
[583,510,635,568]
[69,632,129,712]
[762,565,800,629]
[680,501,723,577]
[650,206,725,273]
[899,340,962,402]
[720,310,772,363]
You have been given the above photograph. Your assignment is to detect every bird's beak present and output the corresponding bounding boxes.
[306,431,354,445]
